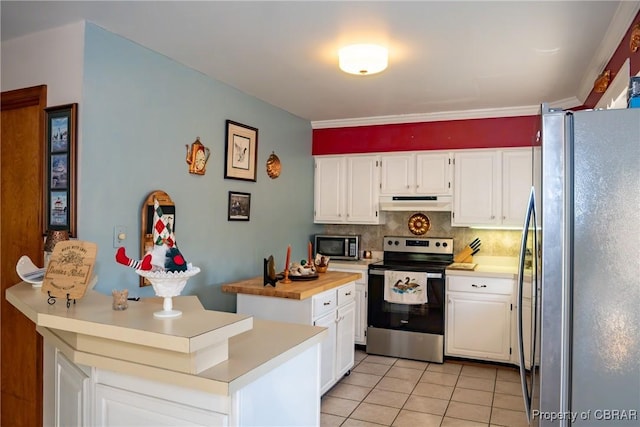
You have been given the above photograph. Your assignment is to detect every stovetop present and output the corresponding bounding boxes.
[383,236,453,255]
[369,236,454,272]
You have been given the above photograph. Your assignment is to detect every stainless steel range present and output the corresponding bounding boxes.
[367,236,453,363]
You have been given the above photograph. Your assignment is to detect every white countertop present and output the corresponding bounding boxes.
[7,281,253,354]
[7,282,326,395]
[446,256,522,279]
[446,265,518,279]
[330,257,381,271]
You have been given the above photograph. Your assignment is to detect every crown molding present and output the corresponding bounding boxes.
[311,97,581,129]
[312,2,639,131]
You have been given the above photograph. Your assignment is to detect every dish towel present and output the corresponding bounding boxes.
[384,270,428,305]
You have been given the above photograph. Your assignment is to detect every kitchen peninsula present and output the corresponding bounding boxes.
[222,271,361,394]
[6,282,326,426]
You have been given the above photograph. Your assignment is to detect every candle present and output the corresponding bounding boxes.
[308,241,313,265]
[285,245,291,271]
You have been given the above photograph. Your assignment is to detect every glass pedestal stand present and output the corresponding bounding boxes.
[135,266,201,318]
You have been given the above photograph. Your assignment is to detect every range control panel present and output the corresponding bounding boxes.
[383,236,454,255]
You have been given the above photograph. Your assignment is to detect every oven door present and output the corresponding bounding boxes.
[368,268,445,335]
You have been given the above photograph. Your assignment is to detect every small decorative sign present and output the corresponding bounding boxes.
[42,240,97,301]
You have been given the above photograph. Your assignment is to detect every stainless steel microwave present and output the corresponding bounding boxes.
[314,234,360,261]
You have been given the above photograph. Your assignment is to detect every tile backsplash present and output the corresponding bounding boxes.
[323,211,523,258]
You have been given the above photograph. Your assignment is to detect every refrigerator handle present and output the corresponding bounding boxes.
[517,186,536,424]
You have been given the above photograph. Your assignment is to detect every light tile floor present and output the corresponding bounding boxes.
[321,350,529,427]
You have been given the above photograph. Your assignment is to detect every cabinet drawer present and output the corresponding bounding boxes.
[337,283,356,306]
[447,276,513,295]
[313,290,337,318]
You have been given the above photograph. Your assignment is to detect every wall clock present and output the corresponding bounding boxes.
[185,137,211,175]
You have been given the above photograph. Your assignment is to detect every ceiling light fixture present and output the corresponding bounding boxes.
[338,44,388,76]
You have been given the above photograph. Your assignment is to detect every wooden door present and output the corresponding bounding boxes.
[1,85,47,427]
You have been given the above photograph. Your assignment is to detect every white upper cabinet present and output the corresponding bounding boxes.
[380,154,414,194]
[314,155,383,224]
[314,156,345,223]
[415,152,453,195]
[380,151,452,195]
[452,150,501,226]
[501,149,535,227]
[452,147,538,227]
[346,156,382,223]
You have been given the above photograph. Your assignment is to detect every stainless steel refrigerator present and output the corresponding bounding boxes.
[516,104,640,426]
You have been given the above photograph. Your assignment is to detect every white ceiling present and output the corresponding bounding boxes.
[2,1,638,127]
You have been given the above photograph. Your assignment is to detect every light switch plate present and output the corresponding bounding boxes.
[113,225,127,248]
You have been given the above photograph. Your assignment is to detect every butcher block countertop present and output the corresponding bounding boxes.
[221,271,361,300]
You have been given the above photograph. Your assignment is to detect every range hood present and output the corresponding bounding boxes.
[379,195,452,212]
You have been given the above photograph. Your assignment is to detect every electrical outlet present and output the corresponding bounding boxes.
[113,225,127,248]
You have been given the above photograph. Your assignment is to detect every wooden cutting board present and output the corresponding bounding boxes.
[447,262,477,271]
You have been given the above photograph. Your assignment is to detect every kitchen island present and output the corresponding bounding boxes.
[222,271,361,394]
[6,282,326,426]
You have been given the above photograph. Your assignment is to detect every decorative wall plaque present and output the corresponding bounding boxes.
[42,240,97,302]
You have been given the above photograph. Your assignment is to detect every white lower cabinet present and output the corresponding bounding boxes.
[236,281,356,394]
[43,338,321,427]
[446,274,513,362]
[512,275,537,369]
[354,283,366,345]
[328,265,368,345]
[315,310,338,393]
[94,383,226,426]
[54,349,91,427]
[335,300,356,378]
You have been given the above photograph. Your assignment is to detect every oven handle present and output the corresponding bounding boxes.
[369,270,442,279]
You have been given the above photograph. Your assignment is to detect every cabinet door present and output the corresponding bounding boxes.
[501,149,533,226]
[56,350,90,427]
[354,283,367,345]
[446,291,511,361]
[380,154,414,195]
[314,311,337,395]
[94,384,227,426]
[335,300,356,378]
[511,296,534,369]
[452,151,500,226]
[416,152,452,195]
[314,156,345,223]
[346,155,381,223]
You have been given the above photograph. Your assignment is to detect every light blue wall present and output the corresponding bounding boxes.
[80,24,322,311]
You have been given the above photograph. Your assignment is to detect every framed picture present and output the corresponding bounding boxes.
[45,103,77,236]
[228,191,251,221]
[224,120,258,181]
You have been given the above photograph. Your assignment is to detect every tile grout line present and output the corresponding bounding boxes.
[339,354,392,425]
[324,354,526,427]
[437,366,461,427]
[388,358,430,427]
